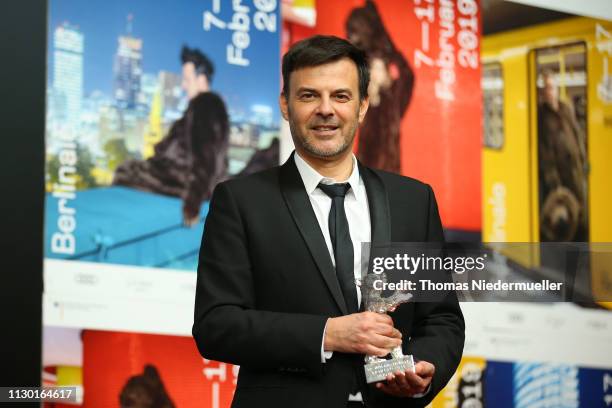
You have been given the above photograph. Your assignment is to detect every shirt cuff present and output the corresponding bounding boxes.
[321,319,333,363]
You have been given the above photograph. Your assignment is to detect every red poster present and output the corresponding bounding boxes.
[285,0,482,232]
[82,330,236,408]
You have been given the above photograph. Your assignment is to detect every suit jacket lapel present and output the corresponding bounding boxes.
[279,154,348,315]
[359,163,391,244]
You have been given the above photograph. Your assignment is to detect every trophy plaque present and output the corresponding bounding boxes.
[361,272,415,384]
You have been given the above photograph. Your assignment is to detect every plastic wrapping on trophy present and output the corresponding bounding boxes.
[361,272,415,384]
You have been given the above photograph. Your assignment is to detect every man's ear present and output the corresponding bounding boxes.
[279,93,289,121]
[358,96,370,124]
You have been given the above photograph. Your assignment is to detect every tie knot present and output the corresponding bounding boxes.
[318,182,351,198]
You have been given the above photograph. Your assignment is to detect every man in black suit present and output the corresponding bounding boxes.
[193,35,464,408]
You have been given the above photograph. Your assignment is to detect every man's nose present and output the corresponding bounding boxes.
[315,95,334,117]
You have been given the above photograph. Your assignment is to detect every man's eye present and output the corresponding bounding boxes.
[300,93,314,100]
[335,94,350,101]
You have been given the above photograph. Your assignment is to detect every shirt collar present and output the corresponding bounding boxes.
[294,151,361,196]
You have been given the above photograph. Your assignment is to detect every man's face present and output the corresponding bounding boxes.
[543,75,559,107]
[182,62,209,100]
[280,58,369,160]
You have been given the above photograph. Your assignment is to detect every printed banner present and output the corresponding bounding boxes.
[431,357,612,407]
[45,0,280,272]
[42,0,281,381]
[283,0,482,232]
[43,327,237,408]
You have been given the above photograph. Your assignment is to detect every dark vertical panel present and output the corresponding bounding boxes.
[0,0,46,394]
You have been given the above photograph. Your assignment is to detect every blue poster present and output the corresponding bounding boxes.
[45,0,280,271]
[483,360,612,407]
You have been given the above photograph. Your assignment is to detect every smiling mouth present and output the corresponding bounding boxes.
[311,125,339,133]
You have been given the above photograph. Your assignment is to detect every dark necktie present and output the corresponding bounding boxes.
[318,183,358,314]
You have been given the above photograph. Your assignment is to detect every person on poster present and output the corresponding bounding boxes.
[119,365,175,408]
[237,137,280,176]
[193,36,464,407]
[346,0,415,174]
[113,46,229,226]
[537,70,588,241]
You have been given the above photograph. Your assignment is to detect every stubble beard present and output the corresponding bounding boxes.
[288,108,359,160]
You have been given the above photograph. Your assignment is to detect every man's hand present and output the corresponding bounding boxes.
[324,312,402,357]
[375,361,435,397]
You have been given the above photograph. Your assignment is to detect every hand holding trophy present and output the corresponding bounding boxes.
[361,271,415,383]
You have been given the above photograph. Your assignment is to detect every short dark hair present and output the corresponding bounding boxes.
[181,46,215,82]
[281,35,369,100]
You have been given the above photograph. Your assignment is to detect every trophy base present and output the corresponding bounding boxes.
[364,355,415,384]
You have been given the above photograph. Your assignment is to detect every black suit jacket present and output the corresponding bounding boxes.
[193,155,464,408]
